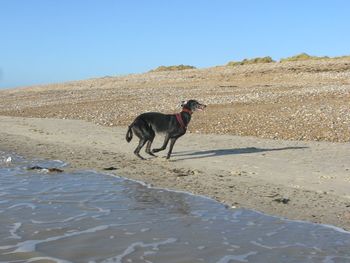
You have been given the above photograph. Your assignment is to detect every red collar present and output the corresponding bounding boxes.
[175,108,192,130]
[181,108,193,115]
[175,113,186,130]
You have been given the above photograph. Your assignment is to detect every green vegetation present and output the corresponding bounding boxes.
[334,55,350,59]
[150,64,196,72]
[280,53,329,62]
[227,56,274,66]
[151,54,350,72]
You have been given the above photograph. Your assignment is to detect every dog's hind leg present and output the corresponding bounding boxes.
[146,141,156,157]
[131,118,152,160]
[145,129,156,157]
[134,138,147,160]
[152,134,170,153]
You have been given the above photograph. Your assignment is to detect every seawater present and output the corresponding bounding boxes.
[0,151,350,263]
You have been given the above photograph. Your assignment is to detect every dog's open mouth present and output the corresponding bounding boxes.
[197,104,207,111]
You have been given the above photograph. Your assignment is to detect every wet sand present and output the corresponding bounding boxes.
[2,153,349,262]
[1,116,349,230]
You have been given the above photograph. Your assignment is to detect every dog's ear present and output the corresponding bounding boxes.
[180,100,187,107]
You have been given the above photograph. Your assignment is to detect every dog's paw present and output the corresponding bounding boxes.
[147,152,157,157]
[134,153,146,160]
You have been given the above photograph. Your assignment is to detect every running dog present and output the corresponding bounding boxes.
[126,99,206,159]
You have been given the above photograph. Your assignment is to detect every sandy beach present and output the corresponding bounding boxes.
[1,116,349,230]
[1,59,350,230]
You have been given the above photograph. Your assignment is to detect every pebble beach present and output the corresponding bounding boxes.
[1,58,350,142]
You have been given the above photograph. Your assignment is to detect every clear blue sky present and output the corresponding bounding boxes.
[1,0,349,89]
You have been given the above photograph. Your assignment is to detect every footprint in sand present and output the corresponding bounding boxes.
[169,168,201,177]
[230,170,249,177]
[319,175,336,180]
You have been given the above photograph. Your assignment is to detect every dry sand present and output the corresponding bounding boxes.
[1,116,350,230]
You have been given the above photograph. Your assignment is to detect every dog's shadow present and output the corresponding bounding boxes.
[173,146,308,160]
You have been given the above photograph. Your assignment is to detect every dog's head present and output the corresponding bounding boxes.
[180,100,206,112]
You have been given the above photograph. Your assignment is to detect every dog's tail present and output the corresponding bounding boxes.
[126,125,133,142]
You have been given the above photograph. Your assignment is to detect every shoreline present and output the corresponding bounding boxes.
[1,116,350,230]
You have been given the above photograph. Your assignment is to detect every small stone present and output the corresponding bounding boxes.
[273,198,290,204]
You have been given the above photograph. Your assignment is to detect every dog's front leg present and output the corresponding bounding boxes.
[166,138,178,159]
[152,134,170,153]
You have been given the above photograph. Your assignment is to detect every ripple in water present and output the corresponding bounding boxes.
[0,151,350,263]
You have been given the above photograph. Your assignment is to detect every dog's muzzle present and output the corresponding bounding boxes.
[197,104,207,110]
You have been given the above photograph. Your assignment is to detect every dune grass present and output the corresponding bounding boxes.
[151,54,350,72]
[227,56,274,66]
[150,64,196,72]
[334,55,350,59]
[280,53,330,62]
[227,53,350,67]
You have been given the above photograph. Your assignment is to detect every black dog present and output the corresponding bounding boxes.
[126,100,206,160]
